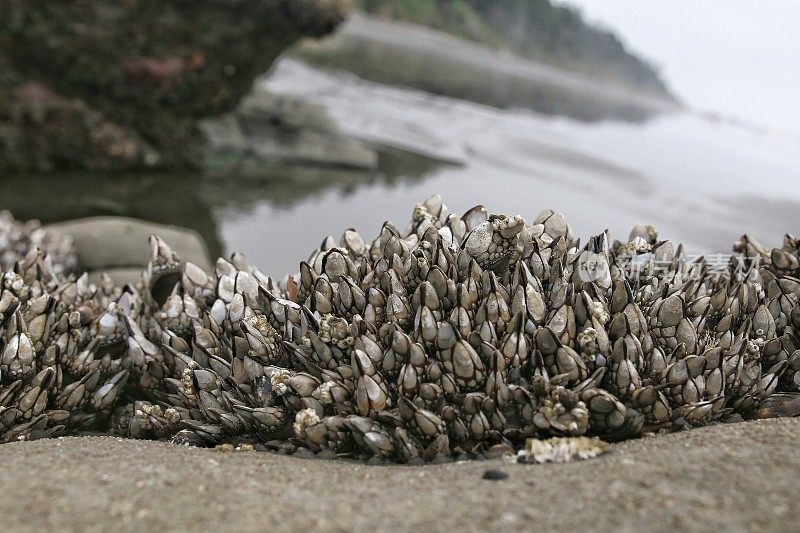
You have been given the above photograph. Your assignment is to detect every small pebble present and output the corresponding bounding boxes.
[456,453,470,462]
[407,457,425,466]
[483,469,509,480]
[430,455,453,464]
[367,456,384,466]
[474,453,487,461]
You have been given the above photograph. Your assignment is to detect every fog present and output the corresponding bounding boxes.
[564,0,800,135]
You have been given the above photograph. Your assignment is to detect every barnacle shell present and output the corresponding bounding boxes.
[518,436,609,463]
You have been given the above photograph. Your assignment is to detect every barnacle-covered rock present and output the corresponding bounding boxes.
[2,198,800,461]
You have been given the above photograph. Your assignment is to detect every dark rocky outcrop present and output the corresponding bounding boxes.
[0,0,348,172]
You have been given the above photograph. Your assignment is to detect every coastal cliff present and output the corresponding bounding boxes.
[0,0,348,172]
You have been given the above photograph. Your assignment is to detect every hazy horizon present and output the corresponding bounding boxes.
[563,0,800,136]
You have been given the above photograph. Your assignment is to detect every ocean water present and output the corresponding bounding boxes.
[214,59,800,276]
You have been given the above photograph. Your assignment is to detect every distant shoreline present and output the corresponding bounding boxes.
[293,13,682,122]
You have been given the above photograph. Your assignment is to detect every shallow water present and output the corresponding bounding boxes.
[2,57,798,278]
[218,59,800,275]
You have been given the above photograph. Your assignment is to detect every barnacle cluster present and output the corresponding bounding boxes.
[0,211,77,275]
[1,197,800,462]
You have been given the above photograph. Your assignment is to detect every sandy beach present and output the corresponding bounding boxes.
[1,418,797,532]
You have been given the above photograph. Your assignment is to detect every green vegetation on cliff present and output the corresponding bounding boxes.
[355,0,672,98]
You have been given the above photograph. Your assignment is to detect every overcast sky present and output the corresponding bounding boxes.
[562,0,800,135]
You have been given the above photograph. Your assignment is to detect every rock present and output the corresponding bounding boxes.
[45,217,212,281]
[482,469,509,481]
[200,90,378,172]
[0,0,348,172]
[0,82,157,173]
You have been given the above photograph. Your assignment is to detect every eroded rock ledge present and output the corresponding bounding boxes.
[0,0,348,172]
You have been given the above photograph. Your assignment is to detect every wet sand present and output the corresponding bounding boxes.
[1,418,798,532]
